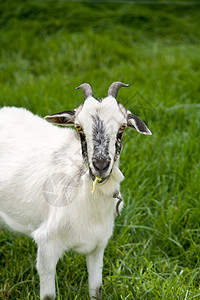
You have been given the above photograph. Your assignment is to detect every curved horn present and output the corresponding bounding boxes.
[108,81,129,98]
[75,83,93,99]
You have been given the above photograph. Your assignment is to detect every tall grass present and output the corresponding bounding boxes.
[0,1,200,299]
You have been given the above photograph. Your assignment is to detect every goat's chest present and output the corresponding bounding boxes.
[60,197,116,254]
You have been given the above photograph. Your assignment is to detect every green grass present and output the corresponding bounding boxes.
[1,0,200,299]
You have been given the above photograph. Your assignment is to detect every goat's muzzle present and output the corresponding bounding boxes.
[89,168,110,185]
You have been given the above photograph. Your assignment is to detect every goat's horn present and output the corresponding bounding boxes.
[108,81,129,98]
[75,83,93,99]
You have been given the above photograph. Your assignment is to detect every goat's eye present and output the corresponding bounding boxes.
[75,125,82,131]
[120,125,126,131]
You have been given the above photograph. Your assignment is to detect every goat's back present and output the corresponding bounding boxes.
[0,107,81,234]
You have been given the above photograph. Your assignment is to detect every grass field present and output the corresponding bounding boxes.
[1,1,200,299]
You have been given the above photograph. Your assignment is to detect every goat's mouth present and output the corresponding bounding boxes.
[89,168,110,185]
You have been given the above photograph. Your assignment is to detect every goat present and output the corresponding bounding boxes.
[0,82,152,299]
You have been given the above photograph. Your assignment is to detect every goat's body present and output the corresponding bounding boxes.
[0,106,124,299]
[0,107,122,243]
[0,82,151,299]
[0,107,79,234]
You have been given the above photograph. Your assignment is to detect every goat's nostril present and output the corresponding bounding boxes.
[93,159,110,172]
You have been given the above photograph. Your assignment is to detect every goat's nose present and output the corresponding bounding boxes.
[92,158,110,172]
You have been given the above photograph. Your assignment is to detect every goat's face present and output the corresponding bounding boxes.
[45,82,152,183]
[74,96,127,182]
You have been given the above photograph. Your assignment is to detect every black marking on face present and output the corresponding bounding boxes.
[92,115,110,161]
[114,128,124,161]
[78,129,89,164]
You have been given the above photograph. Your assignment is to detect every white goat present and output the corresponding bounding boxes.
[0,82,151,299]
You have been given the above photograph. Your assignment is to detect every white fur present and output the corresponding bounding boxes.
[0,105,124,299]
[0,94,151,299]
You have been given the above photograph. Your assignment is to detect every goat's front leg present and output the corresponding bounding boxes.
[36,240,62,300]
[86,248,104,299]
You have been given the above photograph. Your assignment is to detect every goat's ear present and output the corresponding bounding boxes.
[127,113,152,135]
[44,110,75,126]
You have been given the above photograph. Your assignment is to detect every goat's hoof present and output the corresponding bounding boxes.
[95,285,102,299]
[43,296,54,300]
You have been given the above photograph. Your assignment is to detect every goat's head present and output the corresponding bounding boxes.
[45,82,152,184]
